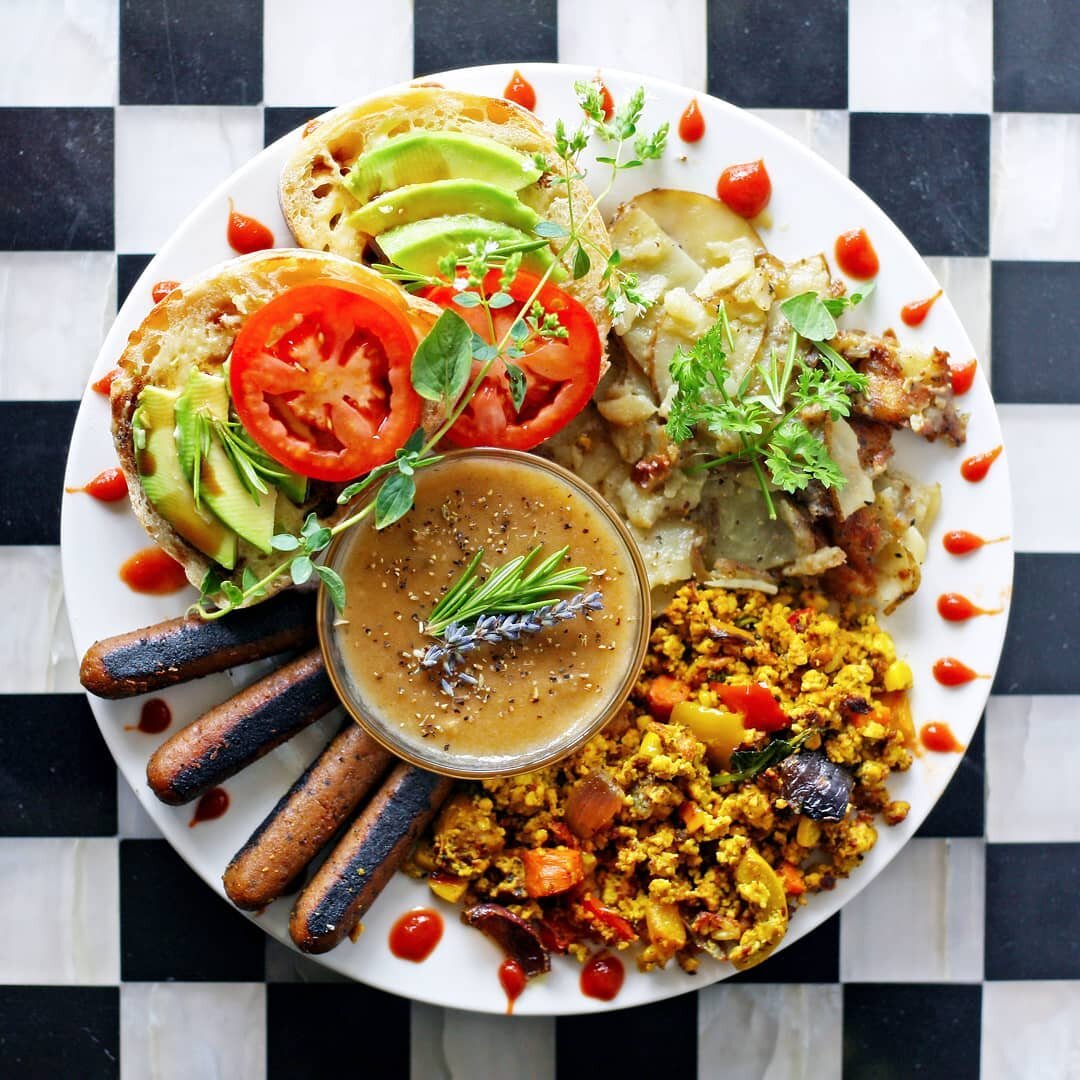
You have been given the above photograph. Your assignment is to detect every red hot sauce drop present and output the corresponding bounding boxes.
[499,956,528,1014]
[961,445,1002,483]
[389,909,444,963]
[227,201,274,254]
[717,160,772,219]
[900,289,942,327]
[920,722,964,753]
[835,229,879,280]
[190,786,229,826]
[942,530,1007,556]
[130,698,172,734]
[151,280,179,304]
[950,358,977,396]
[67,468,128,503]
[91,368,120,397]
[581,951,625,1002]
[119,547,189,595]
[503,70,536,111]
[932,658,981,687]
[937,593,1002,622]
[678,98,705,143]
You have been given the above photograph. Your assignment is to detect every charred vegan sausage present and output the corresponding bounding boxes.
[79,589,317,699]
[223,723,393,910]
[146,648,335,805]
[289,764,454,954]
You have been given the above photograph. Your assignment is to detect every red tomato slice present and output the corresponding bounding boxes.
[229,281,422,482]
[422,270,601,451]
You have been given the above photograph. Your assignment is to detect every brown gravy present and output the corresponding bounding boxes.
[331,455,644,773]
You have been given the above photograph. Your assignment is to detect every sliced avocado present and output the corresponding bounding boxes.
[345,132,542,205]
[175,371,276,555]
[133,387,238,570]
[378,214,565,281]
[275,468,307,505]
[347,179,540,237]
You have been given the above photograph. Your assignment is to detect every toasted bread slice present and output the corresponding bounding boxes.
[112,249,439,599]
[279,86,613,352]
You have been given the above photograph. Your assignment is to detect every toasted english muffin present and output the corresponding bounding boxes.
[112,249,439,599]
[279,86,613,353]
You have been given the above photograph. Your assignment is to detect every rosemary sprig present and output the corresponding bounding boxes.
[190,411,289,508]
[424,545,592,638]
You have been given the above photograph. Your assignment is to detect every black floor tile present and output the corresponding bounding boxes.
[843,984,981,1080]
[120,839,265,981]
[0,986,119,1080]
[991,261,1080,404]
[994,0,1080,112]
[413,0,557,76]
[732,913,840,984]
[556,988,697,1078]
[267,983,409,1078]
[2,401,78,545]
[117,253,154,310]
[0,108,113,251]
[264,107,331,148]
[849,113,989,257]
[986,843,1080,979]
[120,0,263,105]
[0,695,117,837]
[918,717,985,838]
[707,0,848,109]
[993,554,1080,695]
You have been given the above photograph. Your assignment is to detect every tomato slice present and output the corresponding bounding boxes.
[229,281,422,482]
[422,270,602,451]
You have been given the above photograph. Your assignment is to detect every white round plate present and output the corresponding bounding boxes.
[62,63,1013,1014]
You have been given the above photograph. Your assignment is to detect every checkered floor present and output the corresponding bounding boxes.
[2,1,1078,1077]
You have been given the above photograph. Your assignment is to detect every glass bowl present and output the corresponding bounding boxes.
[317,448,651,779]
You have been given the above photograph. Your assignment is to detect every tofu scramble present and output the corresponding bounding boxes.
[416,582,914,973]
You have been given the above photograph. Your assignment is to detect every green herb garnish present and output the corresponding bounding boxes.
[667,287,873,519]
[711,729,813,787]
[424,545,591,638]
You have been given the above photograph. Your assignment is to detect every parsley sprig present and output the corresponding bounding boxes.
[193,81,669,620]
[667,289,873,519]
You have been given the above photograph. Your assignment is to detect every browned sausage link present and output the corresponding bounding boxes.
[223,723,394,910]
[79,589,317,699]
[146,649,335,806]
[289,764,454,954]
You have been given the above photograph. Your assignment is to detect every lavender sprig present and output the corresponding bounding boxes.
[421,591,604,693]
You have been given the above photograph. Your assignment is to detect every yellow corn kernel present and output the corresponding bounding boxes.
[640,731,662,756]
[796,817,821,848]
[428,875,468,904]
[884,660,913,692]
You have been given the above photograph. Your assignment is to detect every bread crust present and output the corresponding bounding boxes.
[279,86,612,349]
[112,249,439,597]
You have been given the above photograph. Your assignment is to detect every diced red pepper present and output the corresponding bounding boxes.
[582,896,639,942]
[716,683,788,732]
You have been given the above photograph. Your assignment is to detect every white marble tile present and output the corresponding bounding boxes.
[0,253,115,400]
[992,114,1080,261]
[120,983,267,1080]
[922,256,991,375]
[557,0,708,91]
[0,548,81,694]
[410,1002,556,1080]
[998,405,1080,554]
[697,983,842,1080]
[0,0,117,106]
[0,837,118,984]
[982,982,1080,1080]
[840,838,984,982]
[986,696,1080,842]
[263,0,412,106]
[116,773,163,840]
[749,110,849,177]
[848,0,992,113]
[115,106,265,254]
